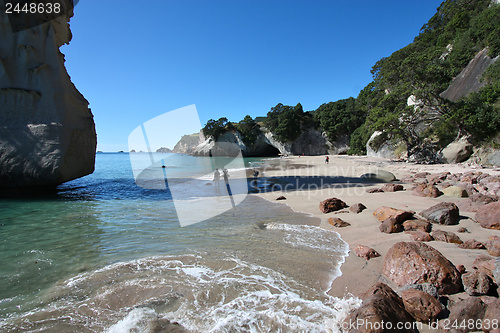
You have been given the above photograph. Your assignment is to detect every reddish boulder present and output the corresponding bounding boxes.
[343,283,417,333]
[483,298,500,333]
[420,202,460,225]
[373,206,414,223]
[457,227,469,233]
[367,188,383,193]
[349,203,367,214]
[462,270,495,296]
[379,218,404,233]
[456,264,466,274]
[319,197,348,213]
[485,237,500,257]
[458,239,486,249]
[328,217,350,227]
[475,201,500,230]
[402,219,431,232]
[406,230,433,242]
[431,230,463,244]
[472,255,497,281]
[354,245,381,260]
[400,289,443,322]
[444,297,488,333]
[381,183,404,192]
[382,242,462,294]
[412,184,442,198]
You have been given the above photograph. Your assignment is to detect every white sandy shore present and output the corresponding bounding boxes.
[252,155,500,301]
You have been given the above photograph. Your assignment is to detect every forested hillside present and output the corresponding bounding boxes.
[201,0,500,160]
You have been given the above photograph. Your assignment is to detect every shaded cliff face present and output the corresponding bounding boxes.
[440,48,499,102]
[0,2,96,191]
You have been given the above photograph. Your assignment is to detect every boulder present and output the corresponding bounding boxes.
[473,255,497,282]
[381,183,404,192]
[407,230,434,242]
[373,206,414,223]
[458,239,486,249]
[483,298,500,332]
[379,218,404,234]
[475,201,500,230]
[400,289,443,322]
[412,184,442,198]
[485,238,500,257]
[328,217,351,228]
[444,297,488,333]
[403,219,432,232]
[382,242,462,294]
[440,137,473,164]
[343,283,417,333]
[462,270,495,296]
[0,4,97,192]
[431,230,463,244]
[442,185,468,198]
[457,265,466,274]
[275,196,286,200]
[366,188,384,193]
[319,197,348,214]
[360,169,396,182]
[457,227,469,233]
[349,203,367,214]
[354,245,381,260]
[420,202,460,225]
[397,283,439,298]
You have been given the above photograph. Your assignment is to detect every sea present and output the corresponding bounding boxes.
[0,153,359,333]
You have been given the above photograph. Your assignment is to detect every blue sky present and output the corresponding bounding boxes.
[61,0,443,151]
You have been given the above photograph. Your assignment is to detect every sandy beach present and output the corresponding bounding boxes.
[253,155,500,302]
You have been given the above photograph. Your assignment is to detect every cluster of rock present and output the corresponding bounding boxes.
[319,169,500,331]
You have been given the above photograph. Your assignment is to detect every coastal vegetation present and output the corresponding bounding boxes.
[201,0,500,159]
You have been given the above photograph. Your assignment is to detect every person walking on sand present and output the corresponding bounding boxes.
[223,169,230,185]
[213,169,220,186]
[325,156,329,164]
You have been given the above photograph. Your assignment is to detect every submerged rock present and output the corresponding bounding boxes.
[0,3,97,192]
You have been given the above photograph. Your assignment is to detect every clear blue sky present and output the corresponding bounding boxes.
[61,0,443,152]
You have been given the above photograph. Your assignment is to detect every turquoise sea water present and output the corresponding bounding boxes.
[0,153,356,332]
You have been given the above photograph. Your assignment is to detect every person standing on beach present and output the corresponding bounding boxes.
[223,169,229,185]
[213,169,220,186]
[325,156,329,164]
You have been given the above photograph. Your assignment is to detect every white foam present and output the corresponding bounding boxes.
[107,307,157,333]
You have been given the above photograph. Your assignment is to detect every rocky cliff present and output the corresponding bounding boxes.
[0,1,96,192]
[441,48,499,102]
[190,128,345,157]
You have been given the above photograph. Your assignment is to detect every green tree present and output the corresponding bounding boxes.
[236,115,261,146]
[202,117,230,140]
[264,103,304,142]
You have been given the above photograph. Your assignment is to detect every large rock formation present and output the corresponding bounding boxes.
[0,2,96,192]
[440,48,499,102]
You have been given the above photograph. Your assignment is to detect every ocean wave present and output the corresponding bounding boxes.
[2,254,360,333]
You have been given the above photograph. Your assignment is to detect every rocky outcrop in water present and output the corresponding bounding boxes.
[0,3,96,192]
